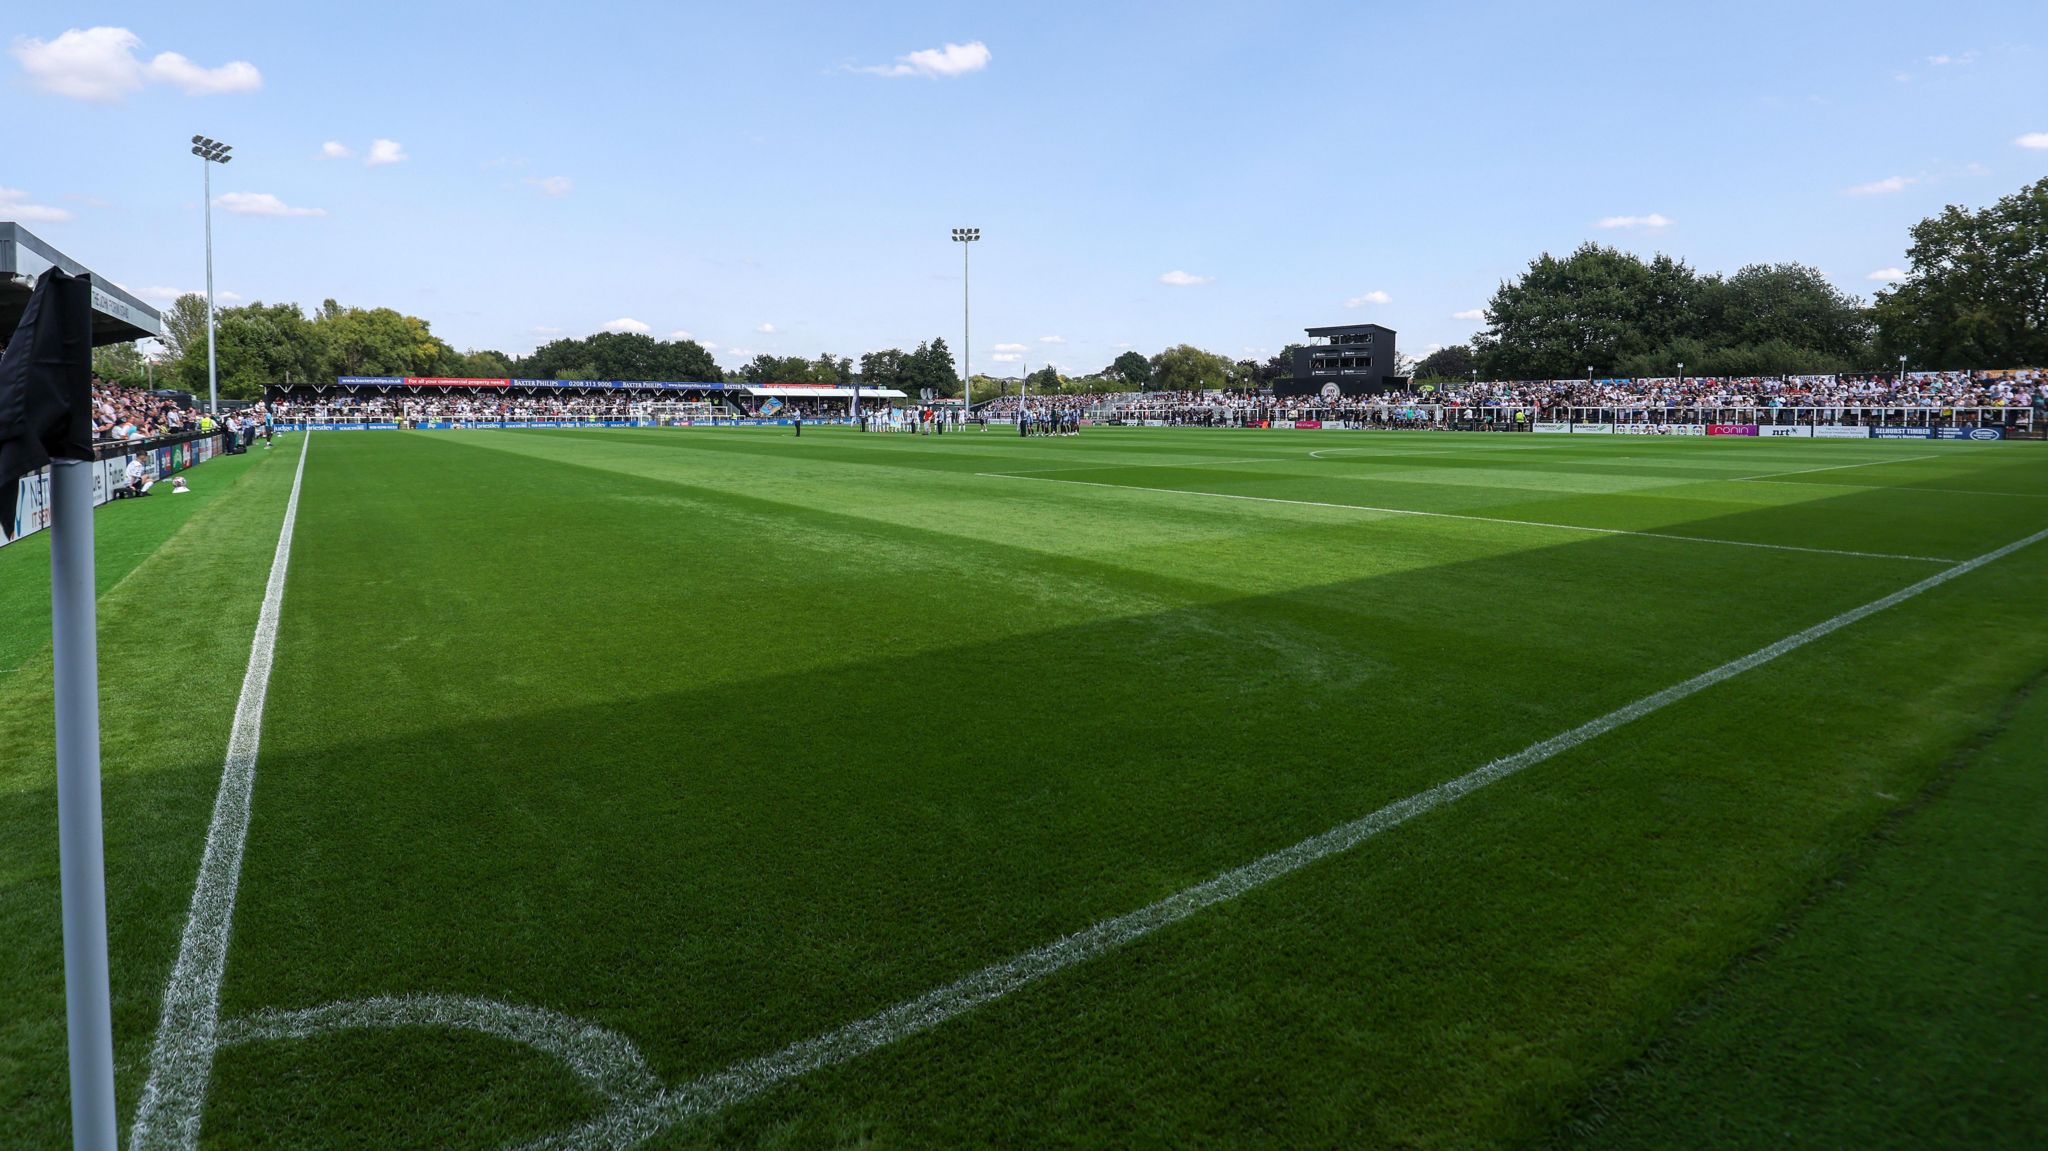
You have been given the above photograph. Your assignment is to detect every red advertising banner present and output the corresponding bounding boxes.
[1294,419,1323,429]
[1706,423,1759,436]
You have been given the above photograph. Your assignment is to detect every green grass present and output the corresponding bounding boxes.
[2,426,2045,1149]
[1553,674,2048,1150]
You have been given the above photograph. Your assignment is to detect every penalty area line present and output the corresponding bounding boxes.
[522,521,2048,1151]
[130,432,312,1151]
[974,471,1956,564]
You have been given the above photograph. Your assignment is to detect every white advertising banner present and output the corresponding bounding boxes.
[1756,425,1813,438]
[1533,422,1572,434]
[1613,424,1706,436]
[1569,423,1613,435]
[1,434,226,550]
[1811,425,1872,439]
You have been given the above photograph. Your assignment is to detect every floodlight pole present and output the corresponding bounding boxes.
[952,228,979,419]
[193,136,233,415]
[203,157,217,414]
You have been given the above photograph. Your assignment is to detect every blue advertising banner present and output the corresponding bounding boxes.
[1933,427,2005,440]
[1870,426,1935,439]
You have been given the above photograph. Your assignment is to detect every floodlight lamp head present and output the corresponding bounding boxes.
[192,135,205,145]
[192,145,204,156]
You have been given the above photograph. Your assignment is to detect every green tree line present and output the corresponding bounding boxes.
[1422,176,2048,382]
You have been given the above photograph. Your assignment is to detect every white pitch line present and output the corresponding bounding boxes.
[217,994,661,1106]
[130,433,311,1151]
[517,523,2048,1151]
[974,472,1956,564]
[1737,453,1941,482]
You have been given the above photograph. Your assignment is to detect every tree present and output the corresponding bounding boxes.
[1108,350,1152,390]
[1874,177,2048,369]
[159,293,210,363]
[1148,344,1235,392]
[92,341,148,387]
[1706,263,1872,359]
[859,348,908,392]
[1257,344,1304,387]
[1414,344,1476,382]
[904,338,958,397]
[1473,243,1705,378]
[1025,365,1062,393]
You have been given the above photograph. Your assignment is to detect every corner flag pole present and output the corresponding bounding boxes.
[4,265,121,1151]
[50,454,119,1151]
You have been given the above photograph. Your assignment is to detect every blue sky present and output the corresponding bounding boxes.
[6,1,2044,375]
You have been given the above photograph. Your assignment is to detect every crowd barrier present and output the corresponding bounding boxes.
[3,430,229,550]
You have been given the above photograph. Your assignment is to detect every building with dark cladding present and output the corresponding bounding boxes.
[1283,323,1397,398]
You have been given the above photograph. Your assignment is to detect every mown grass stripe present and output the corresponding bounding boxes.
[976,471,1957,563]
[517,522,2048,1151]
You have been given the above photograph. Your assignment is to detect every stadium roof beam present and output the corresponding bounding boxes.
[0,223,162,346]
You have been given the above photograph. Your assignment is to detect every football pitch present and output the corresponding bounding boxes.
[4,425,2047,1149]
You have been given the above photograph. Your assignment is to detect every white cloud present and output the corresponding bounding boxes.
[213,192,325,218]
[144,51,261,96]
[364,138,408,167]
[1112,341,1131,349]
[2017,132,2048,150]
[602,317,651,333]
[1343,290,1392,308]
[1158,270,1213,286]
[321,141,353,159]
[1926,51,1976,66]
[1595,213,1673,230]
[755,322,776,334]
[1452,308,1486,321]
[1866,267,1909,282]
[10,28,264,102]
[858,40,991,78]
[667,330,695,341]
[1037,334,1065,344]
[524,175,573,197]
[0,186,74,222]
[992,342,1027,352]
[990,352,1022,363]
[11,27,145,102]
[723,347,754,359]
[1845,175,1914,195]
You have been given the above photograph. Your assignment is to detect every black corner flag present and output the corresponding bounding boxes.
[0,267,96,539]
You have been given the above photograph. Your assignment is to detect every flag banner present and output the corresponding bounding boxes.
[0,268,95,538]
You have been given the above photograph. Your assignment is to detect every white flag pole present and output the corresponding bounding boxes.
[49,455,119,1151]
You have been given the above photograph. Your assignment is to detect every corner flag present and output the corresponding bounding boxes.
[0,268,95,534]
[1,266,119,1151]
